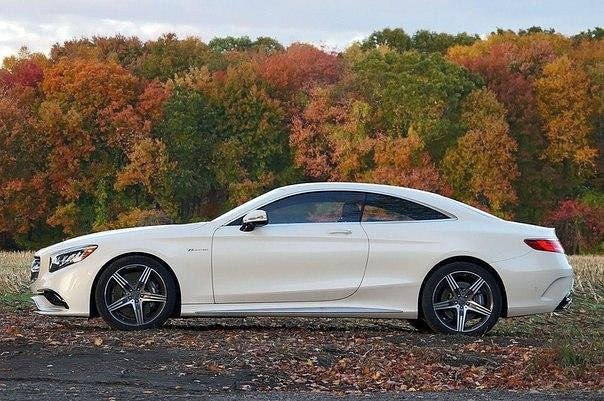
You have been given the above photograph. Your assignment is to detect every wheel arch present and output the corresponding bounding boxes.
[89,252,182,318]
[418,255,508,318]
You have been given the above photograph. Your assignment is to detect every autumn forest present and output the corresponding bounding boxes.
[0,27,602,252]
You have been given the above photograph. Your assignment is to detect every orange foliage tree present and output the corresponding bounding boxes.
[446,32,600,221]
[258,43,342,97]
[443,89,519,215]
[535,56,597,170]
[0,53,52,246]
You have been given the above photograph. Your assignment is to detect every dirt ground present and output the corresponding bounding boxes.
[0,302,602,400]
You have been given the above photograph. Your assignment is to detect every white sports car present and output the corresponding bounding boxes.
[30,182,573,334]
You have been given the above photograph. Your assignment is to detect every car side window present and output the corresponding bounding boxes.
[265,191,365,224]
[229,191,364,226]
[362,193,449,222]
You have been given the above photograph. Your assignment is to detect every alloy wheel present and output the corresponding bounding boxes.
[103,264,167,327]
[431,270,494,333]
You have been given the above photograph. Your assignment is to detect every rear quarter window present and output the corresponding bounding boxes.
[362,193,450,222]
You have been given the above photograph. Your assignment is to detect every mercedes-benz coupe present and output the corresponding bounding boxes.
[31,182,573,334]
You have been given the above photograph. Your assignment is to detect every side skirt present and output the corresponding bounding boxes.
[181,305,409,319]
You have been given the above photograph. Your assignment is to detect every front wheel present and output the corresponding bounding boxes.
[95,255,177,330]
[421,262,502,336]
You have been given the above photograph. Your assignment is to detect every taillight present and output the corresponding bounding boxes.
[524,239,564,253]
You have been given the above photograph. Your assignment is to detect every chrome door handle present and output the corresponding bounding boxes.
[329,229,352,235]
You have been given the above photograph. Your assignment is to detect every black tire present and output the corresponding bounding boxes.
[406,318,432,333]
[95,255,177,331]
[421,262,502,336]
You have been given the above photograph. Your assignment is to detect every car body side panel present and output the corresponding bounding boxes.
[31,224,215,316]
[354,218,565,316]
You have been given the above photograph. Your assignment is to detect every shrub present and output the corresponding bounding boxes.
[545,199,603,254]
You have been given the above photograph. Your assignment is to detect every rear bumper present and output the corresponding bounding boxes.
[494,251,573,317]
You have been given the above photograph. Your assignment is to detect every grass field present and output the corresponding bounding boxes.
[0,251,33,296]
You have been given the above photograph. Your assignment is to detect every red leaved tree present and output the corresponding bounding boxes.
[545,200,603,254]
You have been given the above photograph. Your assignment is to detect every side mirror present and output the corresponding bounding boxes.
[240,210,268,232]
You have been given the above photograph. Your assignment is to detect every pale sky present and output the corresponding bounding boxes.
[1,0,602,61]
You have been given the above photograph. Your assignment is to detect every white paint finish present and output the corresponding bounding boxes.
[30,182,573,323]
[31,223,216,315]
[492,250,573,316]
[212,222,369,303]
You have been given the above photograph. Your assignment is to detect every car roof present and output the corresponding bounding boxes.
[278,182,430,195]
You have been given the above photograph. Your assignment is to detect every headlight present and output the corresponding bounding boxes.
[50,245,98,272]
[30,256,41,282]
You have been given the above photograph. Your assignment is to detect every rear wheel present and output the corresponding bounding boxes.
[421,262,502,335]
[95,255,176,330]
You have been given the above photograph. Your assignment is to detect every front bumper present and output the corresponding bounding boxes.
[30,254,98,317]
[31,290,71,314]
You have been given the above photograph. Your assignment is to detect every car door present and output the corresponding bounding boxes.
[211,191,369,303]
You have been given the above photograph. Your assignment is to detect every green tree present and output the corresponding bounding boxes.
[208,36,283,53]
[209,36,254,53]
[291,48,479,193]
[136,33,219,80]
[214,63,294,206]
[154,83,226,220]
[350,48,480,158]
[572,27,604,42]
[253,37,284,53]
[361,28,412,52]
[411,30,479,54]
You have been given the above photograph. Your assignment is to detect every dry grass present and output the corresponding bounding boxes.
[0,251,33,295]
[0,251,602,296]
[570,255,604,300]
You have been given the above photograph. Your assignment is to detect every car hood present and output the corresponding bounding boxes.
[36,222,208,256]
